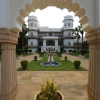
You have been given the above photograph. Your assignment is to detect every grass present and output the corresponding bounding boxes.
[84,53,89,59]
[17,56,87,71]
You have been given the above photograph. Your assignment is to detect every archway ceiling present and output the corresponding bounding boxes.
[15,0,94,33]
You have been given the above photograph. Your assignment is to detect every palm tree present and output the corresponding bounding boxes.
[18,24,29,50]
[72,27,80,52]
[78,24,84,50]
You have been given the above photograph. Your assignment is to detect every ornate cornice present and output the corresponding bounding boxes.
[0,28,19,44]
[1,45,16,50]
[85,28,100,45]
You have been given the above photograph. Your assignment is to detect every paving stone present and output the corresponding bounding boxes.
[69,91,84,96]
[75,85,87,90]
[61,84,76,91]
[65,97,76,100]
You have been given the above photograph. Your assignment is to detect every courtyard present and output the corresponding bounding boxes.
[0,53,88,100]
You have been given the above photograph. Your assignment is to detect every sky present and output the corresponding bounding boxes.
[25,6,80,28]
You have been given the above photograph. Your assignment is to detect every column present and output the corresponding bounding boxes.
[55,40,58,46]
[0,44,18,100]
[86,29,100,100]
[43,39,46,46]
[0,29,18,100]
[43,39,46,51]
[55,39,58,51]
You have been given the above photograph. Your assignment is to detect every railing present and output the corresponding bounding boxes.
[26,45,39,48]
[62,44,74,48]
[26,35,39,38]
[60,35,74,39]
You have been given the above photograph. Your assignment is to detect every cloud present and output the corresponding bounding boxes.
[25,7,80,28]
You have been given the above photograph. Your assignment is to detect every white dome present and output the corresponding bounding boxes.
[28,15,37,21]
[64,15,73,20]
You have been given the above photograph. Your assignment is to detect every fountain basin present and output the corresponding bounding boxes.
[40,62,61,66]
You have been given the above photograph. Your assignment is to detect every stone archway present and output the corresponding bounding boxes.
[0,0,100,100]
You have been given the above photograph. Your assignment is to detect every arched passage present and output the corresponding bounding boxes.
[46,40,55,46]
[15,0,94,33]
[0,0,100,100]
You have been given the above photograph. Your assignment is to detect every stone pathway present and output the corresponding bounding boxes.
[17,71,88,100]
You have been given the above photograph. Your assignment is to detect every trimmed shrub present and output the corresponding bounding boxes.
[74,60,81,69]
[28,50,32,54]
[39,52,44,57]
[24,49,28,54]
[34,56,37,61]
[64,56,67,61]
[80,50,88,56]
[16,49,23,55]
[68,50,72,53]
[72,50,77,54]
[20,60,28,70]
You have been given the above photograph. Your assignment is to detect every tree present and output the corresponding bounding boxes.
[72,27,80,52]
[83,40,89,50]
[78,24,84,50]
[17,24,29,50]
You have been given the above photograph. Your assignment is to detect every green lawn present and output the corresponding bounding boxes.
[17,56,87,71]
[84,53,89,59]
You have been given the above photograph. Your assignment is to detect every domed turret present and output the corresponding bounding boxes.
[63,15,73,30]
[28,16,39,30]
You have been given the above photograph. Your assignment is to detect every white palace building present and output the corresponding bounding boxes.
[27,15,84,53]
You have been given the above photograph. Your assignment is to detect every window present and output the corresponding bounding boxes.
[68,23,70,27]
[68,33,70,37]
[34,23,37,28]
[68,42,71,46]
[31,33,33,36]
[31,42,33,46]
[31,23,33,26]
[64,23,67,27]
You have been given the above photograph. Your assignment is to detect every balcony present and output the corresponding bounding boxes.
[26,45,39,48]
[26,35,40,39]
[61,44,74,48]
[60,35,75,39]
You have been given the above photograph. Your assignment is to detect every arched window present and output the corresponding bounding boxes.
[68,42,71,46]
[68,23,70,27]
[64,23,67,27]
[31,33,33,36]
[31,23,33,27]
[68,33,70,37]
[34,23,37,28]
[31,42,33,46]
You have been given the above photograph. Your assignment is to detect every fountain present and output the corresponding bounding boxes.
[40,48,61,66]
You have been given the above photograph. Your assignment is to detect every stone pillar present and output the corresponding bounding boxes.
[0,29,18,100]
[86,28,100,100]
[55,40,58,46]
[43,39,46,46]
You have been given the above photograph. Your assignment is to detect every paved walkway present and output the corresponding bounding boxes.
[17,71,88,100]
[0,53,89,100]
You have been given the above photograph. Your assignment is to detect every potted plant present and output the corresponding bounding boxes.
[32,78,65,100]
[74,60,81,69]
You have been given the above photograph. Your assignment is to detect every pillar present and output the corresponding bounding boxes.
[86,28,100,100]
[55,39,58,46]
[0,29,18,100]
[43,39,46,46]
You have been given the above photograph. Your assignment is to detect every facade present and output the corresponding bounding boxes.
[27,15,81,53]
[0,0,100,100]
